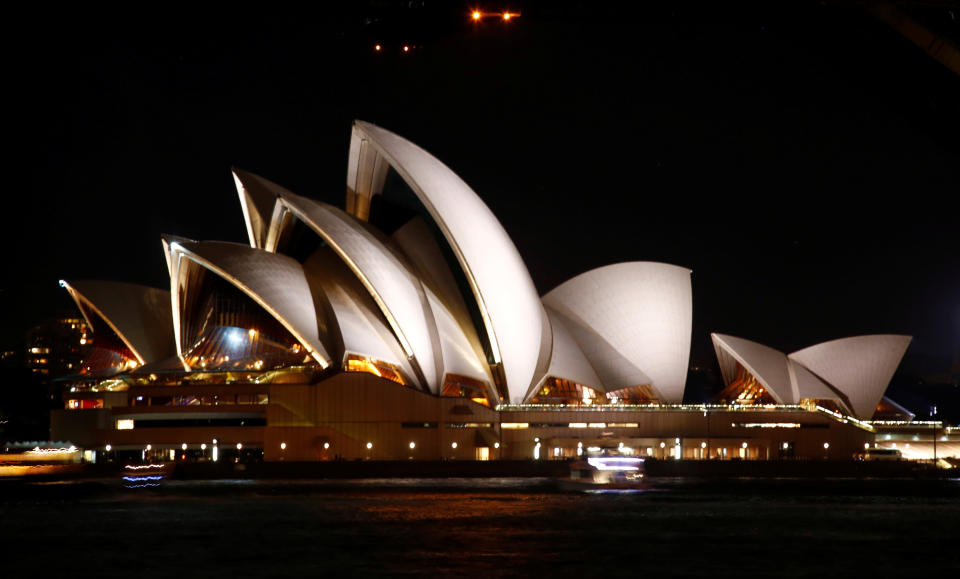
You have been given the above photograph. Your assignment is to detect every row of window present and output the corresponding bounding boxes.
[400,422,493,429]
[68,394,270,410]
[130,394,269,406]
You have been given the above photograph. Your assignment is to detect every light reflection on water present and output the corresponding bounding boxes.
[1,477,957,577]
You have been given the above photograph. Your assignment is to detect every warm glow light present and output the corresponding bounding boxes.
[145,444,152,451]
[105,444,112,452]
[280,442,287,450]
[374,44,382,51]
[402,45,409,52]
[472,11,481,20]
[201,443,207,450]
[323,442,330,450]
[409,442,416,449]
[742,442,748,448]
[701,442,707,448]
[503,12,512,20]
[366,442,373,449]
[451,442,458,449]
[823,442,830,449]
[181,443,187,451]
[493,442,500,449]
[237,443,243,450]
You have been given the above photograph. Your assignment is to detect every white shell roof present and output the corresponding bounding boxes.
[711,333,912,418]
[60,280,176,365]
[543,262,693,403]
[267,190,442,392]
[349,121,548,404]
[787,360,842,404]
[711,333,794,403]
[423,287,497,401]
[788,335,912,419]
[533,306,605,400]
[167,240,331,368]
[301,248,419,384]
[233,168,293,249]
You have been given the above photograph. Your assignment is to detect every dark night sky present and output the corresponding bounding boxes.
[4,2,959,383]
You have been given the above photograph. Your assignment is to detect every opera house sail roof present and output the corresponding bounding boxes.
[711,333,912,419]
[58,120,698,407]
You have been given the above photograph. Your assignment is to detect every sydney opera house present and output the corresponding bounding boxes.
[51,121,945,464]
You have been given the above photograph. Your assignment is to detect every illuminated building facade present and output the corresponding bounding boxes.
[25,316,92,377]
[49,121,940,463]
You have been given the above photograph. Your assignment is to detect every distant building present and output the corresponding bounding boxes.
[25,316,92,378]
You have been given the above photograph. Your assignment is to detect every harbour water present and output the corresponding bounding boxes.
[2,477,957,576]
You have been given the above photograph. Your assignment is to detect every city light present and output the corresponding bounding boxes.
[280,442,287,450]
[409,442,416,449]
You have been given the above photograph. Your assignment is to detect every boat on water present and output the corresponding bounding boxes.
[120,462,175,487]
[558,454,648,492]
[0,443,84,479]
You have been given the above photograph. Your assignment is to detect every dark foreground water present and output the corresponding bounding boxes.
[2,477,957,577]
